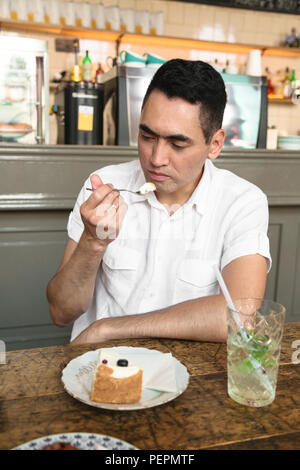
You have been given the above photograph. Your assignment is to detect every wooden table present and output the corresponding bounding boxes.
[1,322,300,450]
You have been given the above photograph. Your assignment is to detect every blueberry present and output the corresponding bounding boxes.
[117,359,128,367]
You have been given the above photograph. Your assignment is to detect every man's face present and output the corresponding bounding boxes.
[138,90,224,205]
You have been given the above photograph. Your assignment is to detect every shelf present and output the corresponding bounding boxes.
[268,96,293,104]
[1,17,300,57]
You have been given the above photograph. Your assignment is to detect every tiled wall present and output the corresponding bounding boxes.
[3,0,300,141]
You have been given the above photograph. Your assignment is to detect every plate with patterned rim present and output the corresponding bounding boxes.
[12,432,138,450]
[61,347,189,411]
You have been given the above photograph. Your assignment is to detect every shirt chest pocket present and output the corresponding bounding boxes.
[173,259,219,304]
[101,245,142,310]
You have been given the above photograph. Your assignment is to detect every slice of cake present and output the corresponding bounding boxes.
[90,349,143,404]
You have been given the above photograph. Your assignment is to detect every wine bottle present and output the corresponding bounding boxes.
[82,50,92,82]
[70,38,82,82]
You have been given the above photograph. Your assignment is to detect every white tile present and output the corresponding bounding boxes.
[198,4,215,27]
[164,23,179,38]
[134,0,150,11]
[228,9,245,32]
[183,3,200,26]
[243,11,258,33]
[256,11,273,33]
[167,1,184,25]
[149,0,168,15]
[197,24,214,41]
[118,0,136,8]
[214,7,229,30]
[213,24,227,42]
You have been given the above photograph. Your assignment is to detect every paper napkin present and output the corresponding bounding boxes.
[141,353,177,393]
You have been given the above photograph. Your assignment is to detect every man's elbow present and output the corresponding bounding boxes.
[49,304,70,328]
[47,281,71,327]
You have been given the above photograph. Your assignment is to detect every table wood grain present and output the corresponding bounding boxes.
[1,322,300,450]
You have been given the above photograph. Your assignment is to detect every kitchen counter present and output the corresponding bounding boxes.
[0,144,299,350]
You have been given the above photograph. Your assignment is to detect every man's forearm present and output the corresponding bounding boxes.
[94,294,227,343]
[47,232,105,327]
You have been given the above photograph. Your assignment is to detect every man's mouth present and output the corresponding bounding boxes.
[148,170,170,181]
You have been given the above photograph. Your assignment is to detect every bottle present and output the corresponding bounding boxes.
[70,38,82,82]
[82,50,92,82]
[95,63,104,84]
[225,60,238,74]
[211,58,223,73]
[273,69,284,98]
[283,67,291,98]
[289,69,297,98]
[265,67,274,96]
[290,69,296,88]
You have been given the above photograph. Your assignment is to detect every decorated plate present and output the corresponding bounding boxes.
[13,432,138,450]
[61,346,189,411]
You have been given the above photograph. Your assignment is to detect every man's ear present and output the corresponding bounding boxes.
[207,128,226,161]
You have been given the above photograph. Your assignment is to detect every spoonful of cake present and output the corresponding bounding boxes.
[86,182,156,196]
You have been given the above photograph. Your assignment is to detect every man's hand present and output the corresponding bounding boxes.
[80,174,127,249]
[47,174,128,328]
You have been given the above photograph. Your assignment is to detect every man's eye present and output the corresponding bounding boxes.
[172,142,185,149]
[141,134,154,141]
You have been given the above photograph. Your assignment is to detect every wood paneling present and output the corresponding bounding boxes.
[0,210,72,350]
[268,208,300,320]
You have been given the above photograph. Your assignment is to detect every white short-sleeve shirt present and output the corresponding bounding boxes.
[68,158,271,341]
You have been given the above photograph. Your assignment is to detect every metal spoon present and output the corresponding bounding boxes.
[86,182,156,196]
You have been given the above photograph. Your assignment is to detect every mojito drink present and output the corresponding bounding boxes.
[227,299,285,407]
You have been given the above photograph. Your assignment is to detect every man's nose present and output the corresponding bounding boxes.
[150,140,170,167]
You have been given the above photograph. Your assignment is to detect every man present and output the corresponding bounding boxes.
[47,59,271,345]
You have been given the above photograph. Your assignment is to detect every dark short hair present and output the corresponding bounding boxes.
[142,59,227,143]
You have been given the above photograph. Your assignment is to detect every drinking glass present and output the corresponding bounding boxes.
[227,298,285,407]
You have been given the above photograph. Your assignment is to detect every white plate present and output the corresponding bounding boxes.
[0,128,33,138]
[13,432,137,450]
[146,63,164,68]
[278,144,300,150]
[61,346,189,410]
[123,62,145,68]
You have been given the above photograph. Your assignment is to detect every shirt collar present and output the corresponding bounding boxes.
[185,159,213,215]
